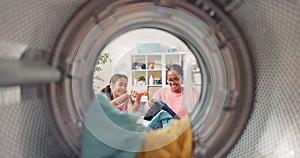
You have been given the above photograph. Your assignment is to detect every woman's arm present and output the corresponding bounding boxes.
[144,88,164,112]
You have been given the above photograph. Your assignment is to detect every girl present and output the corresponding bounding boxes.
[101,74,147,112]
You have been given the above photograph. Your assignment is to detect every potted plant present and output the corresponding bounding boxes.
[93,53,112,91]
[137,75,146,85]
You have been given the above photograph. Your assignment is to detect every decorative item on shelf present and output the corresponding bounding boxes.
[137,42,161,53]
[132,62,146,70]
[148,62,154,69]
[153,75,161,85]
[149,75,153,85]
[137,76,146,85]
[141,63,146,69]
[132,62,139,70]
[134,78,137,85]
[154,60,162,69]
[167,46,177,52]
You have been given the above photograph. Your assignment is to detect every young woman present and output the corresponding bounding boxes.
[101,74,147,112]
[145,64,200,118]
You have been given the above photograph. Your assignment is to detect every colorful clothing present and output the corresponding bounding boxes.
[81,93,194,158]
[115,98,131,112]
[81,94,146,158]
[136,115,193,158]
[147,87,200,118]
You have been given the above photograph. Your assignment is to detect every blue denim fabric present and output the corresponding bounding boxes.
[152,99,180,119]
[148,110,174,130]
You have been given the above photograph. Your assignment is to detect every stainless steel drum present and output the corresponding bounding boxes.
[0,0,299,158]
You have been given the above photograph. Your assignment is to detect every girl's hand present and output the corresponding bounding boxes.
[129,90,148,98]
[140,90,149,96]
[128,90,138,98]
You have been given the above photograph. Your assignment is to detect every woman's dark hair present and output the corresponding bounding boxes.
[166,64,183,77]
[109,74,128,84]
[100,74,128,100]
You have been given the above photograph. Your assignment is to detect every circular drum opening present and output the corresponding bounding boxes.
[51,0,254,157]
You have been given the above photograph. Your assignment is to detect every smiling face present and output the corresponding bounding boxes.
[167,70,182,93]
[110,77,128,98]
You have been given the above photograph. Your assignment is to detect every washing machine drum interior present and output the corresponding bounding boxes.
[0,0,299,158]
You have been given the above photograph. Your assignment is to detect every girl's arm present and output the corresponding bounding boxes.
[111,92,130,106]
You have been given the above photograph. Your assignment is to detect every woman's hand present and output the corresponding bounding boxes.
[146,99,153,108]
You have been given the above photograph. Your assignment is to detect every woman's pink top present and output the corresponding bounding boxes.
[145,87,200,118]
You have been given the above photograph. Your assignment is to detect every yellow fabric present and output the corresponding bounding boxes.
[136,116,193,158]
